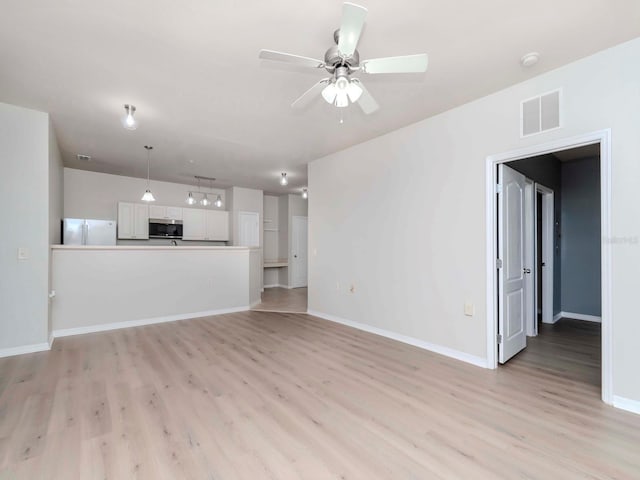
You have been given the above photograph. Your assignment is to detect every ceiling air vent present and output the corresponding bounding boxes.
[76,154,91,161]
[521,89,561,137]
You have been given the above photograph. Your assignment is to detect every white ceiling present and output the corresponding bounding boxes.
[1,1,639,194]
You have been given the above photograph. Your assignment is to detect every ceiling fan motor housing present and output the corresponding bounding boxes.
[325,29,360,72]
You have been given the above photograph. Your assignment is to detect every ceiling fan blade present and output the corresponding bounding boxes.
[259,49,325,69]
[292,79,331,109]
[362,54,429,74]
[351,79,379,114]
[337,3,368,57]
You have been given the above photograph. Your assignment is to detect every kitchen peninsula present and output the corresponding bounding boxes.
[51,245,262,336]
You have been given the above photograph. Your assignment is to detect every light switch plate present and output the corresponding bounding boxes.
[464,302,475,317]
[18,247,29,260]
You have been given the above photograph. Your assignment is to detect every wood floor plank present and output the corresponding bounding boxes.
[0,313,638,479]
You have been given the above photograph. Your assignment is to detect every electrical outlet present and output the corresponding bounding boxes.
[464,302,475,317]
[18,247,29,260]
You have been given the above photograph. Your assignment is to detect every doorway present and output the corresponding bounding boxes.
[486,130,612,404]
[290,215,308,289]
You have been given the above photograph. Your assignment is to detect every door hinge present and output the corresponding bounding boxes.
[496,258,503,269]
[496,183,503,194]
[497,334,503,344]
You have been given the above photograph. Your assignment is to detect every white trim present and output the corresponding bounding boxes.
[536,184,554,325]
[613,396,640,416]
[559,312,602,323]
[263,284,289,289]
[553,312,563,323]
[486,129,613,406]
[0,342,50,358]
[308,310,488,369]
[52,306,250,339]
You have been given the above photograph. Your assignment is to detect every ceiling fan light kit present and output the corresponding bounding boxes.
[258,2,429,115]
[121,104,138,130]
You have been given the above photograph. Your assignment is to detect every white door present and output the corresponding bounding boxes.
[291,216,308,288]
[498,164,527,363]
[238,211,260,247]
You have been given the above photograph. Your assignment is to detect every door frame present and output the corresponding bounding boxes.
[535,184,555,327]
[485,129,612,405]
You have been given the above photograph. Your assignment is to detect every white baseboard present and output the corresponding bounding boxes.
[307,310,488,369]
[52,306,250,339]
[613,396,640,415]
[0,342,51,359]
[559,311,602,323]
[552,312,563,323]
[264,284,286,289]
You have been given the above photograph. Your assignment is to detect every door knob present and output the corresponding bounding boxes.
[523,268,531,274]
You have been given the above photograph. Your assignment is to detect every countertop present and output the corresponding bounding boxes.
[51,245,255,251]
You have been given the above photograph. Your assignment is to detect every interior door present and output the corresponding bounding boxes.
[238,211,260,247]
[498,164,527,363]
[291,216,308,288]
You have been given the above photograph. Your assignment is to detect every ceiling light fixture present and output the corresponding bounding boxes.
[201,193,211,206]
[321,67,363,109]
[121,104,138,130]
[214,195,223,208]
[520,52,540,68]
[302,188,308,200]
[280,172,288,186]
[189,175,218,207]
[186,191,196,205]
[141,145,155,202]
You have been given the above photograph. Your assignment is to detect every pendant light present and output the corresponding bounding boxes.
[214,195,223,208]
[302,188,308,200]
[121,104,138,130]
[141,145,156,202]
[280,172,288,186]
[186,192,196,205]
[200,178,214,206]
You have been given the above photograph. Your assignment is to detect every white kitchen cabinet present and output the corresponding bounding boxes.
[182,208,206,240]
[118,202,149,239]
[182,208,229,241]
[206,210,229,241]
[149,205,183,221]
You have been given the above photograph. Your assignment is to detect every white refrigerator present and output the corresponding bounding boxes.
[62,218,117,246]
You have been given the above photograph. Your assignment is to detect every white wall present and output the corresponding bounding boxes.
[309,38,640,404]
[228,186,263,247]
[64,168,226,220]
[0,103,51,352]
[51,247,252,331]
[48,119,64,336]
[278,195,289,286]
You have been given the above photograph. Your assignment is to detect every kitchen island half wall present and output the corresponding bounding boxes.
[51,246,262,336]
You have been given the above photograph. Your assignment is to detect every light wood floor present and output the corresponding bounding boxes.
[252,287,307,313]
[1,311,639,479]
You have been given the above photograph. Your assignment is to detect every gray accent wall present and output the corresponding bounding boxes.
[508,155,562,315]
[560,157,601,316]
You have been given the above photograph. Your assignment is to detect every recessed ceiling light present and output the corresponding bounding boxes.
[520,52,540,68]
[76,154,91,161]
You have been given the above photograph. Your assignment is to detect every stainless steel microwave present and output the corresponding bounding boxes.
[149,218,183,238]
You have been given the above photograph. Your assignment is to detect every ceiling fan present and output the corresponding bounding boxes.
[258,2,429,114]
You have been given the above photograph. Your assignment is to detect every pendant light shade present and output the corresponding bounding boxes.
[121,104,138,130]
[186,192,196,205]
[214,195,223,208]
[280,172,288,186]
[200,193,211,206]
[302,188,308,199]
[141,145,155,202]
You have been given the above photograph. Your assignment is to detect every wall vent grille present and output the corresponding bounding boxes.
[520,89,562,137]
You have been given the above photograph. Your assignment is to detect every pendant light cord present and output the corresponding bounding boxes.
[144,145,153,188]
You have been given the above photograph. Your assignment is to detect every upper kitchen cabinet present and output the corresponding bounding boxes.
[182,208,206,240]
[149,205,182,221]
[118,202,149,239]
[182,208,229,241]
[206,210,229,241]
